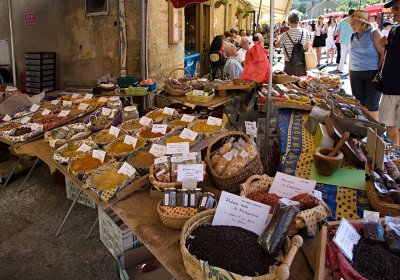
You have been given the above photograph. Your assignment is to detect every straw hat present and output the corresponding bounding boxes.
[346,10,370,24]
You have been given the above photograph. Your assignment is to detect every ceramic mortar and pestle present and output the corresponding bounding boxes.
[313,132,350,176]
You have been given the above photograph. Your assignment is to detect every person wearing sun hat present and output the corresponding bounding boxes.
[378,0,400,145]
[348,10,385,121]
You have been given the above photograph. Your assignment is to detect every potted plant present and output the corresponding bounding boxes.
[243,10,249,18]
[215,0,228,8]
[236,6,245,16]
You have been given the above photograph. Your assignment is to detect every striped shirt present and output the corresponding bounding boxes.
[279,28,310,62]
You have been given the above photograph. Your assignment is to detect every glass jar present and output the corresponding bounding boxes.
[107,96,122,110]
[189,188,203,208]
[122,106,139,122]
[176,189,189,207]
[198,192,215,210]
[164,188,177,207]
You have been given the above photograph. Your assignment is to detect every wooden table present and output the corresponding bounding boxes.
[170,94,234,110]
[213,83,257,97]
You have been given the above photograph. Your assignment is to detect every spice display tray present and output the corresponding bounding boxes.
[65,177,96,209]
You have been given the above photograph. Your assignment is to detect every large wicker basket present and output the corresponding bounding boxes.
[180,209,303,280]
[240,175,331,236]
[365,164,400,216]
[165,68,193,96]
[205,131,264,193]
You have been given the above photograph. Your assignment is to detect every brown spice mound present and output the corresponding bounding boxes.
[186,225,277,276]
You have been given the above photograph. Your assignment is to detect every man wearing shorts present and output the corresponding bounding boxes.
[379,0,400,145]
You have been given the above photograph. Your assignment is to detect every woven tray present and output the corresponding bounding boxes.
[165,68,193,96]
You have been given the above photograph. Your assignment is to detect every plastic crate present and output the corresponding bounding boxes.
[65,177,96,209]
[185,91,215,103]
[98,207,143,258]
[117,76,139,88]
[124,86,148,96]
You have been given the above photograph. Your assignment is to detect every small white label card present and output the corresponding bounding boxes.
[30,104,40,112]
[154,156,169,165]
[149,144,167,157]
[151,124,168,134]
[58,110,70,117]
[98,97,108,103]
[84,93,93,100]
[118,162,136,177]
[312,190,323,200]
[276,84,289,92]
[207,116,222,126]
[30,123,43,131]
[71,93,80,99]
[108,126,120,137]
[192,89,204,96]
[41,109,51,116]
[92,149,106,163]
[183,152,198,161]
[77,143,92,153]
[102,107,111,116]
[2,114,11,121]
[139,116,152,126]
[363,210,380,222]
[124,135,137,148]
[51,99,60,105]
[245,121,257,136]
[181,114,195,122]
[268,172,316,198]
[163,107,175,115]
[333,218,361,261]
[179,128,198,141]
[167,142,190,155]
[78,103,89,111]
[20,116,31,124]
[177,164,204,182]
[212,191,271,235]
[62,101,72,107]
[223,151,235,161]
[239,150,249,158]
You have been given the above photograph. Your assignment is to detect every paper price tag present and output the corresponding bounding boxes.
[84,93,93,100]
[92,149,106,163]
[139,116,152,126]
[51,100,60,105]
[192,90,204,96]
[20,116,31,124]
[154,156,169,165]
[77,143,92,153]
[363,210,380,222]
[78,103,89,111]
[30,123,42,131]
[245,121,257,136]
[269,172,316,198]
[108,126,120,137]
[183,152,197,161]
[156,169,166,178]
[207,116,222,126]
[58,110,70,117]
[30,104,40,112]
[98,97,108,103]
[166,142,190,155]
[333,218,361,261]
[71,93,80,99]
[223,151,235,161]
[41,109,51,116]
[63,101,72,107]
[179,128,198,141]
[102,107,111,116]
[276,84,289,92]
[312,190,323,200]
[118,162,136,177]
[181,114,195,122]
[163,107,175,115]
[239,150,249,158]
[124,135,137,148]
[177,164,204,182]
[151,124,168,134]
[149,144,167,157]
[2,114,11,121]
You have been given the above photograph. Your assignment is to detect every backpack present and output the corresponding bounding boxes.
[283,31,305,66]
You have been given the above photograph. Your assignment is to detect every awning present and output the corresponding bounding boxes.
[245,0,292,22]
[364,3,385,14]
[168,0,208,8]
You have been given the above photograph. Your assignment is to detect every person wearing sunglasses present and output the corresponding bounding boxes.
[348,10,384,121]
[379,0,400,145]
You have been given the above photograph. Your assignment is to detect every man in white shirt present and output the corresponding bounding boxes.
[237,37,253,66]
[223,43,243,79]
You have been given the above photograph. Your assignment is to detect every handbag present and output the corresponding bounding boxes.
[372,50,387,92]
[320,24,327,39]
[305,48,318,70]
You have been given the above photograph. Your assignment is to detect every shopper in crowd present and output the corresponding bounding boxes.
[310,20,316,32]
[335,29,341,65]
[224,31,234,43]
[381,21,393,37]
[223,43,243,79]
[230,29,241,46]
[237,36,252,66]
[246,30,254,44]
[369,15,379,28]
[208,35,226,79]
[313,16,327,66]
[275,10,311,76]
[349,10,384,120]
[209,35,225,56]
[337,9,355,74]
[379,0,400,145]
[239,29,246,37]
[325,17,338,64]
[280,21,290,34]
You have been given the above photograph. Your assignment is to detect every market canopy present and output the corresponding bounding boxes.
[168,0,208,8]
[364,3,385,14]
[245,0,292,22]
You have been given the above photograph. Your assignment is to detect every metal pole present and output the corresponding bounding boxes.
[118,0,127,77]
[1,157,21,188]
[8,0,17,87]
[257,0,263,29]
[140,0,147,79]
[56,189,82,237]
[86,217,99,239]
[17,157,40,194]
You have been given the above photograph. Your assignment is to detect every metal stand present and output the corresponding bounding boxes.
[0,157,21,188]
[17,157,40,194]
[86,217,99,239]
[55,189,82,237]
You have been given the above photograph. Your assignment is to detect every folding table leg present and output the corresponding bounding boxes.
[55,189,82,237]
[86,216,99,239]
[0,157,21,188]
[17,157,40,194]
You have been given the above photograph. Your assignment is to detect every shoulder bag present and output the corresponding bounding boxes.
[372,49,387,92]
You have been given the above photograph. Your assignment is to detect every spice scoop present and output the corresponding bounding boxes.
[313,132,349,176]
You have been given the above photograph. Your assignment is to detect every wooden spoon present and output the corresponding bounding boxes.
[327,132,350,157]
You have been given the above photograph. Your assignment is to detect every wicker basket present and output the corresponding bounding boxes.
[240,175,331,236]
[205,131,264,193]
[180,209,303,280]
[365,164,400,216]
[149,161,207,191]
[165,68,193,97]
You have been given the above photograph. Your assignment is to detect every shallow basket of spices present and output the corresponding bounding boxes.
[165,68,193,96]
[205,131,264,193]
[180,209,303,280]
[240,174,331,236]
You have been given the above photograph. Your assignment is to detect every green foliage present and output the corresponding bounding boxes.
[220,0,228,5]
[236,6,245,14]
